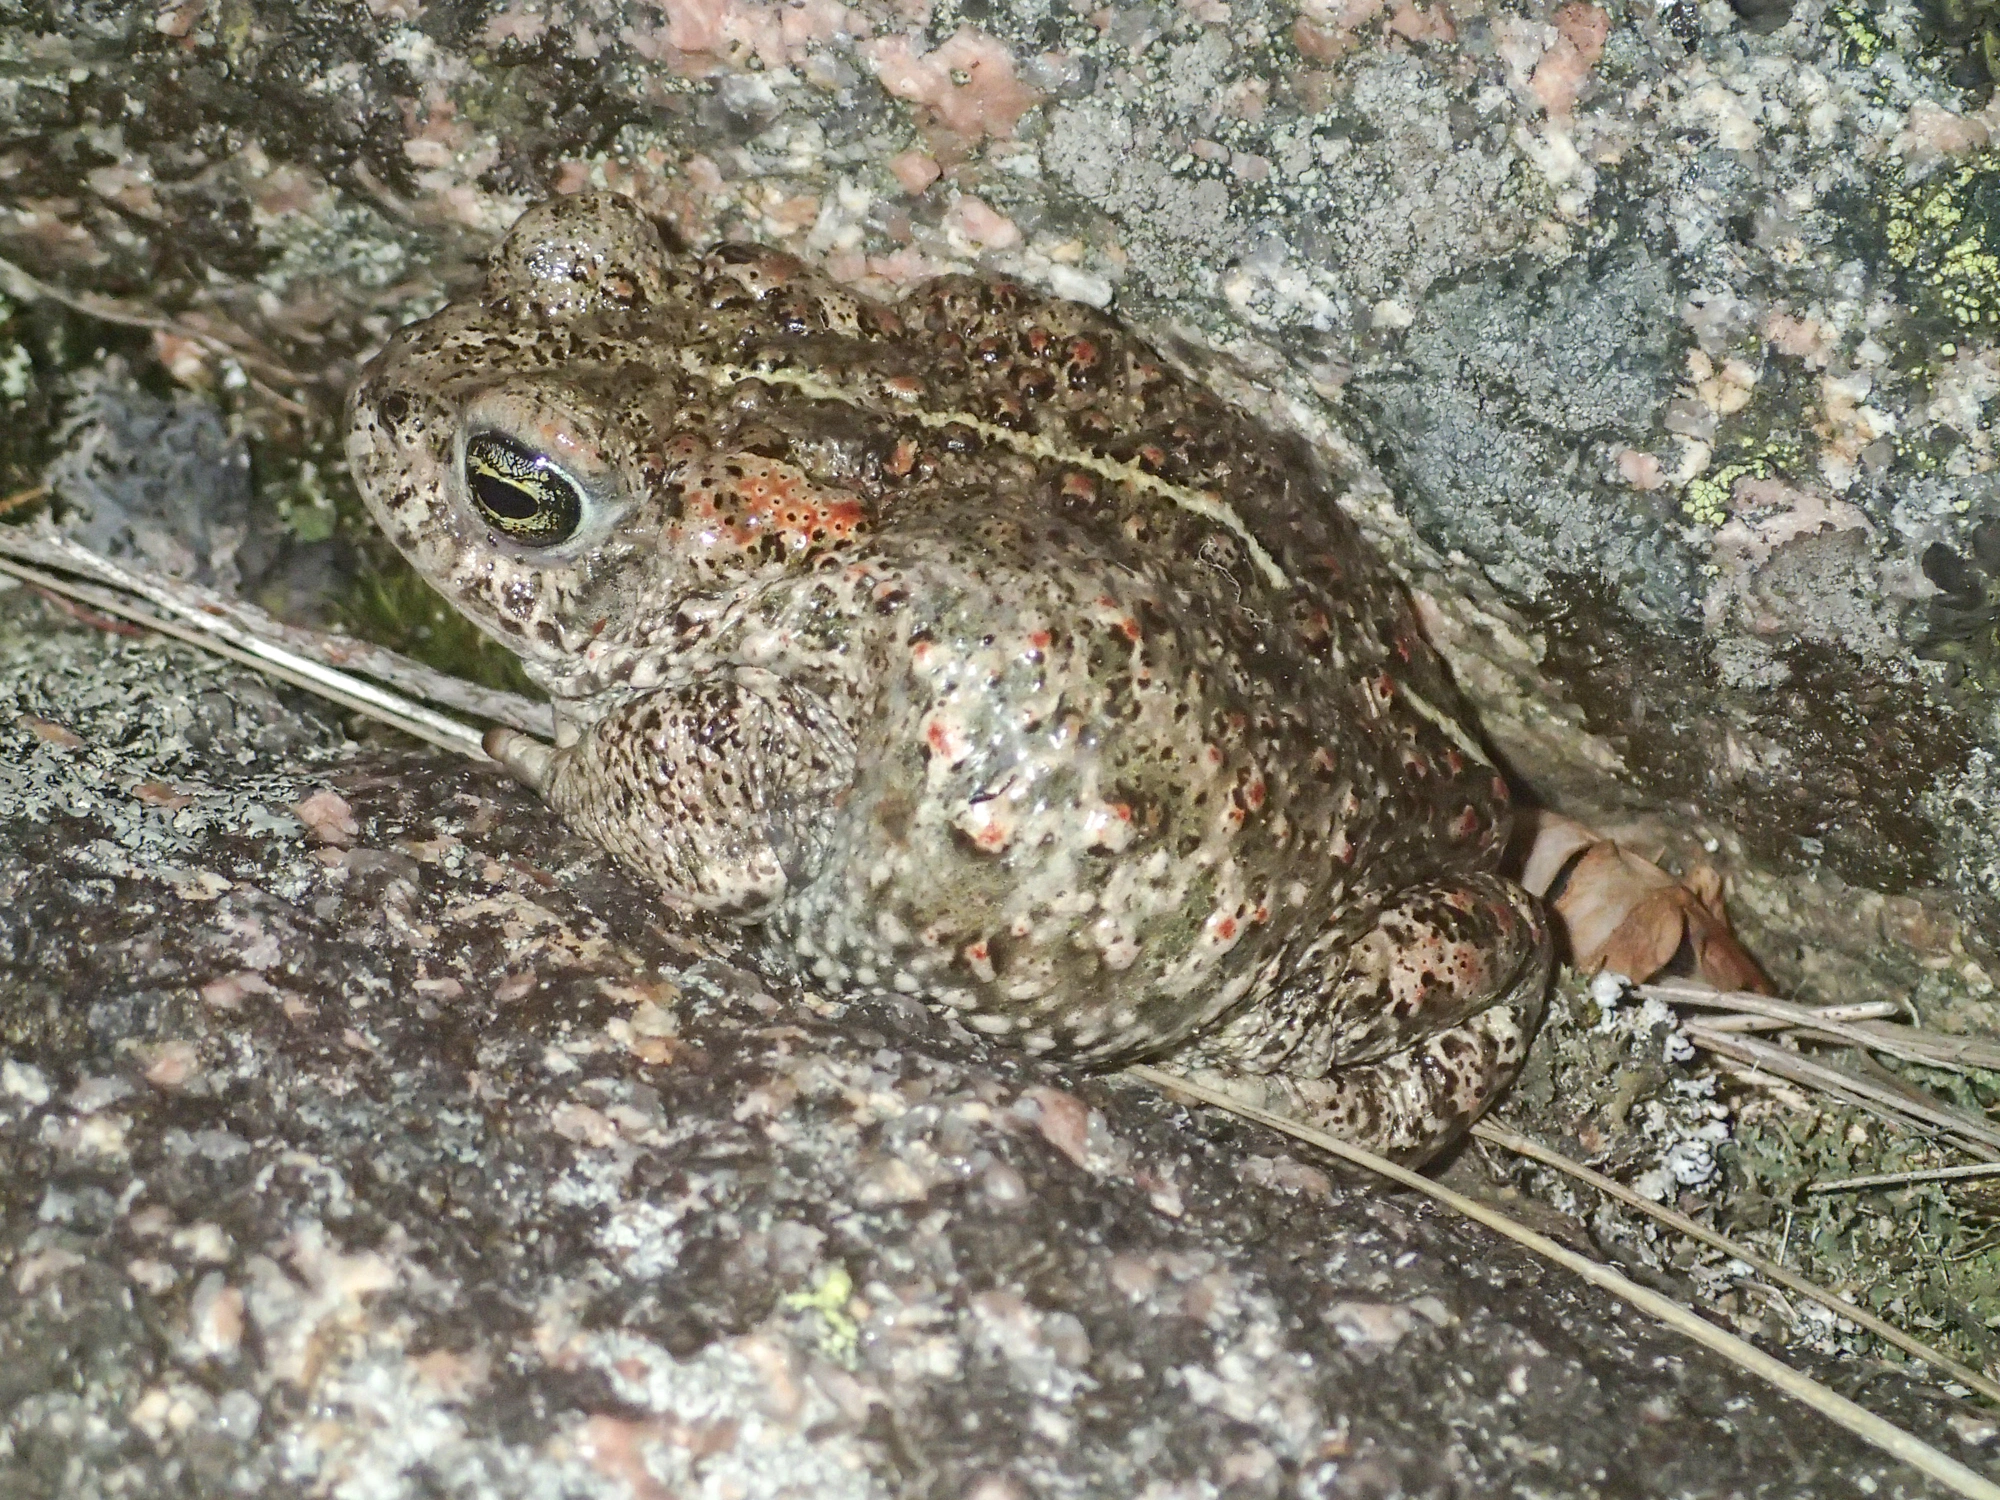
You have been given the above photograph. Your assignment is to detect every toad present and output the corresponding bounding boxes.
[347,193,1550,1163]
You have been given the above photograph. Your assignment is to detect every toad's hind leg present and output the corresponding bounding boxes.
[1163,872,1551,1165]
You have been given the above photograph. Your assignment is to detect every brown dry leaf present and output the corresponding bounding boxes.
[1520,812,1771,992]
[1682,863,1726,913]
[1559,842,1689,981]
[1519,810,1600,897]
[1680,881,1772,994]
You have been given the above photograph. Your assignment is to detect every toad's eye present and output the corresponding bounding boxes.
[464,432,583,545]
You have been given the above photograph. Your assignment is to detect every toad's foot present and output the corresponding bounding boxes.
[484,726,556,792]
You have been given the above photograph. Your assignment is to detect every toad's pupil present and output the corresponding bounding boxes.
[472,470,538,520]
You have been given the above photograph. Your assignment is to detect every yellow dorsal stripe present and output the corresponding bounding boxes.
[682,351,1293,591]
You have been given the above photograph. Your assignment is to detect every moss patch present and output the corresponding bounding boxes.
[336,541,541,700]
[1494,968,2000,1382]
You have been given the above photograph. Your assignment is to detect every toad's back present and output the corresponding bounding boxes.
[347,192,1548,1162]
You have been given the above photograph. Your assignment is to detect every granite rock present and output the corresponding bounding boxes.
[1,583,1990,1499]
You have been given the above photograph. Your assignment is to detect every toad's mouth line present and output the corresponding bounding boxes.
[679,349,1294,593]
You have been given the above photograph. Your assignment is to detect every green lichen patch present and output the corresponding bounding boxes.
[1834,0,2000,90]
[1882,154,2000,334]
[1661,353,1814,533]
[1830,0,1892,66]
[1682,461,1756,530]
[780,1263,861,1367]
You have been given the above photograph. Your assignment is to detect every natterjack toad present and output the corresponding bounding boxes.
[347,193,1550,1163]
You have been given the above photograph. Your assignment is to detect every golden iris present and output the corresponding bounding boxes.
[464,432,583,544]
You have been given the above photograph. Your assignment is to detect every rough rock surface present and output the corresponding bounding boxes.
[7,0,2000,1492]
[1,583,1989,1499]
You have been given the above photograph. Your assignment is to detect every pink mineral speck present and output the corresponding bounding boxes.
[944,195,1023,250]
[153,1,204,36]
[650,0,788,70]
[1107,1252,1161,1297]
[764,193,821,233]
[292,788,360,847]
[200,971,273,1011]
[888,149,943,194]
[864,27,1042,142]
[1386,0,1454,42]
[1616,448,1665,491]
[1530,3,1608,122]
[1023,1085,1092,1169]
[1899,101,1992,157]
[576,1414,676,1500]
[686,153,726,195]
[1293,0,1387,56]
[781,0,861,47]
[144,1042,200,1089]
[86,166,162,219]
[1762,309,1835,366]
[1220,76,1268,121]
[481,6,548,45]
[190,1276,245,1357]
[1319,0,1388,30]
[860,246,940,292]
[411,1348,490,1401]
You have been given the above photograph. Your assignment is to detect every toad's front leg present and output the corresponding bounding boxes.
[485,673,854,921]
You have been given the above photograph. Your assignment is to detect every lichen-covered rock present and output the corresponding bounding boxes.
[7,0,2000,1481]
[1,584,1989,1498]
